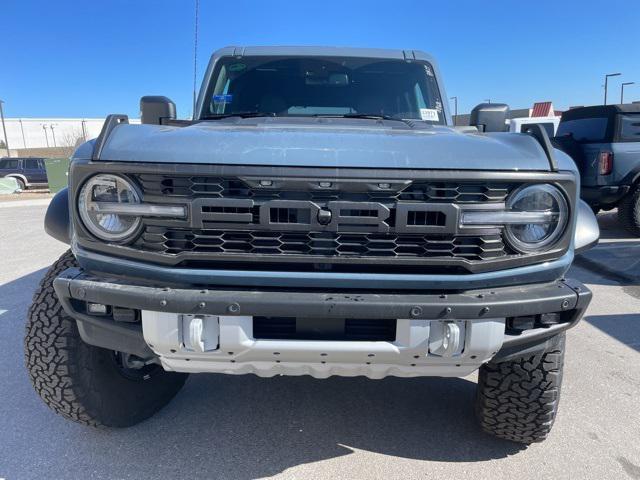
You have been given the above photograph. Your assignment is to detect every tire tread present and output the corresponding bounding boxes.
[476,334,565,443]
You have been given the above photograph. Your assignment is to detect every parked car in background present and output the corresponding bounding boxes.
[554,104,640,235]
[0,157,48,190]
[509,116,560,137]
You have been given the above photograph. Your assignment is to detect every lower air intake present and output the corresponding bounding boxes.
[253,317,397,341]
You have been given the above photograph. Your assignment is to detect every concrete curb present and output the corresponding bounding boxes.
[0,198,52,208]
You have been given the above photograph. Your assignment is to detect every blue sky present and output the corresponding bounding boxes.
[3,0,639,119]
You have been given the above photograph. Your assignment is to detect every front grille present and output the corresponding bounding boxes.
[129,173,516,269]
[73,164,575,275]
[252,317,397,341]
[139,227,506,261]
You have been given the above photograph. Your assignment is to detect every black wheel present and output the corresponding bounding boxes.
[475,333,566,443]
[15,177,26,191]
[618,185,640,236]
[25,250,188,427]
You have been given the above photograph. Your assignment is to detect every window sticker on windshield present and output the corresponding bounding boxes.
[213,94,233,104]
[424,65,434,77]
[420,108,439,121]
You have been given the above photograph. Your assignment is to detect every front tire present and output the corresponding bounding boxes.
[25,250,188,427]
[475,333,566,443]
[618,185,640,236]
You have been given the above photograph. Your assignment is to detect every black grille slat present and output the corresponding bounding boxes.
[142,228,506,260]
[137,175,512,203]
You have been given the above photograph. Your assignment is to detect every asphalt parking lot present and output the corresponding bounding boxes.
[1,201,639,480]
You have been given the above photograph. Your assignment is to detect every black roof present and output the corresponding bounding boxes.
[562,103,640,121]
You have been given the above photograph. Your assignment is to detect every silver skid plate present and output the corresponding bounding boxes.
[142,312,505,379]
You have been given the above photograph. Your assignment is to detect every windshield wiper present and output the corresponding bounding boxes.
[201,112,276,120]
[314,113,415,127]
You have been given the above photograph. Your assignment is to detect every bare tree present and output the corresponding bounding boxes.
[59,128,86,157]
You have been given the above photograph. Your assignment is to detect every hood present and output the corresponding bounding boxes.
[96,120,556,171]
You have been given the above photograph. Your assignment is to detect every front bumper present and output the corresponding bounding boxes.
[54,268,591,379]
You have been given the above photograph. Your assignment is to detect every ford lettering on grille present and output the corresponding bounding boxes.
[190,198,460,234]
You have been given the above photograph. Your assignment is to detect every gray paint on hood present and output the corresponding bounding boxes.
[96,121,565,171]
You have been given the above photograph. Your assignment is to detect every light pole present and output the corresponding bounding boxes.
[621,82,635,104]
[18,119,26,148]
[0,100,10,157]
[49,124,57,147]
[450,96,458,125]
[604,73,621,105]
[41,124,49,147]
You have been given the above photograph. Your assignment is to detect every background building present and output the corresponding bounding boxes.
[0,117,140,157]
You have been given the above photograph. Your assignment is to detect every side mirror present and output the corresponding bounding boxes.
[140,96,176,125]
[470,103,510,132]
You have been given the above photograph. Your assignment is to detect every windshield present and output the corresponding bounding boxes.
[202,56,445,123]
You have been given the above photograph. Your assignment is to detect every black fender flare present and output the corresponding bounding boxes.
[44,188,71,244]
[621,164,640,190]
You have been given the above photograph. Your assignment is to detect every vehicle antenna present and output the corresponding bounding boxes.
[192,0,200,118]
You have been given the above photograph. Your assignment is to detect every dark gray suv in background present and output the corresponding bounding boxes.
[0,157,48,190]
[555,104,640,235]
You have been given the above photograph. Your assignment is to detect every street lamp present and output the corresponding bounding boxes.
[41,124,49,147]
[49,124,57,147]
[621,82,635,104]
[450,96,458,125]
[604,73,621,105]
[18,119,26,148]
[0,100,10,157]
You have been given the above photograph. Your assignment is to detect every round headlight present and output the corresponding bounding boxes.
[78,174,141,242]
[504,184,568,253]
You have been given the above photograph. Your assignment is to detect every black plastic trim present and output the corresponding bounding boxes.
[493,279,591,361]
[581,185,630,206]
[522,123,558,171]
[53,278,154,359]
[92,114,129,161]
[54,268,590,322]
[621,164,640,189]
[44,188,71,245]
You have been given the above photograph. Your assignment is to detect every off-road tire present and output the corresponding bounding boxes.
[618,185,640,236]
[475,333,566,443]
[25,250,188,427]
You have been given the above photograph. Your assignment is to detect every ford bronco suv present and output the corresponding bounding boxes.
[554,104,640,235]
[26,46,599,443]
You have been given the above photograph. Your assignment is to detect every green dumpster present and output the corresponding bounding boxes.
[45,158,70,193]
